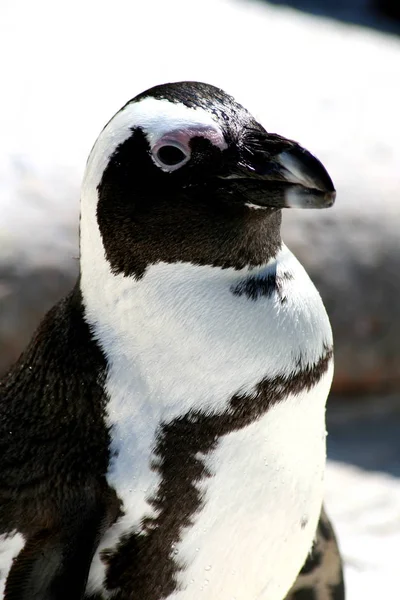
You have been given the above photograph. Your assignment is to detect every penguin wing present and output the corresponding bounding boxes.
[284,505,345,600]
[0,288,111,599]
[2,489,105,600]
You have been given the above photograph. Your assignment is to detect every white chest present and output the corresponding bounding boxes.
[84,246,333,598]
[168,367,332,600]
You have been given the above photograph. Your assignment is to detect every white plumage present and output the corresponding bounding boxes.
[82,240,333,599]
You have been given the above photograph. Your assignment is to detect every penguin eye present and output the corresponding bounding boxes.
[157,145,187,166]
[152,141,190,171]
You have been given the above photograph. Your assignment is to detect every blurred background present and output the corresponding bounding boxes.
[1,0,399,596]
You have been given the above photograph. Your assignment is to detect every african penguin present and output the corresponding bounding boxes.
[0,81,344,600]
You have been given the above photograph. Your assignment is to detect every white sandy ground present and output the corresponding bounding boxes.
[326,461,400,598]
[1,0,400,597]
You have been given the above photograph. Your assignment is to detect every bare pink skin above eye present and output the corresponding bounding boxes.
[152,125,227,156]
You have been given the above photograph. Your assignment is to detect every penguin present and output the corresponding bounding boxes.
[0,81,345,600]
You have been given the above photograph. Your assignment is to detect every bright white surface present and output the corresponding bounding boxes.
[326,461,400,599]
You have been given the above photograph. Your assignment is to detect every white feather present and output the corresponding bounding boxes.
[84,96,226,198]
[170,366,333,600]
[0,531,25,596]
[83,247,333,596]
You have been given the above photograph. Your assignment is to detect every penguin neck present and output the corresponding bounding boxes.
[80,193,281,346]
[79,180,332,395]
[79,174,283,356]
[79,219,332,418]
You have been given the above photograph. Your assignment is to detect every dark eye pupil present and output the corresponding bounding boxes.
[157,145,186,166]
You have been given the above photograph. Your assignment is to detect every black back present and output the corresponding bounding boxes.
[0,285,120,599]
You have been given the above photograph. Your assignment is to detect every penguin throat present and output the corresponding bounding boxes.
[95,189,282,279]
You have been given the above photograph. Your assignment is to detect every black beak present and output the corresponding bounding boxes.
[221,133,336,209]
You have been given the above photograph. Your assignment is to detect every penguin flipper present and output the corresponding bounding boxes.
[284,505,345,600]
[3,493,105,600]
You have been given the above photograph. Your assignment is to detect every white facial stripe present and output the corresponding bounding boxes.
[83,97,226,198]
[130,97,227,150]
[80,97,228,281]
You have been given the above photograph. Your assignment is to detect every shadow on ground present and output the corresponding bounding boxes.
[327,396,400,477]
[257,0,400,35]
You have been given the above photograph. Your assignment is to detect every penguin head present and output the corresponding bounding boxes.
[81,81,335,278]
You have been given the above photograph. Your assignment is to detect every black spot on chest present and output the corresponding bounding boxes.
[231,266,294,302]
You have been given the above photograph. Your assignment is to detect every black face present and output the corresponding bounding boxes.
[96,81,335,279]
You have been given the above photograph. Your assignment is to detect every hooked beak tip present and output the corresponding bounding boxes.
[277,147,335,193]
[275,146,335,208]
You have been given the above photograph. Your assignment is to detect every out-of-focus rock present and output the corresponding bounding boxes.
[0,263,78,374]
[0,158,79,374]
[1,0,399,395]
